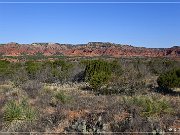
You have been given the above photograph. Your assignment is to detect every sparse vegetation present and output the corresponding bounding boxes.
[0,58,180,133]
[21,80,43,98]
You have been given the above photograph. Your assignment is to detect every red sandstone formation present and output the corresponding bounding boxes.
[0,42,179,58]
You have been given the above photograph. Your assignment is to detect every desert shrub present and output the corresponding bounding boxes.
[106,80,146,96]
[0,60,11,73]
[148,58,179,75]
[34,52,45,60]
[89,71,110,91]
[54,91,72,104]
[52,60,73,83]
[123,96,173,117]
[0,61,26,83]
[21,53,46,61]
[42,60,73,83]
[83,59,122,91]
[25,61,42,79]
[36,66,55,83]
[1,60,75,84]
[0,60,12,81]
[108,60,147,96]
[12,68,28,87]
[84,60,117,81]
[132,58,150,79]
[157,68,180,90]
[3,99,37,123]
[21,80,43,98]
[109,59,122,75]
[52,60,72,70]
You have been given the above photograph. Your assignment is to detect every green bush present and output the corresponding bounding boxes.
[84,59,122,80]
[3,99,37,123]
[52,60,72,70]
[0,60,12,77]
[123,96,173,117]
[42,60,73,83]
[0,60,23,81]
[89,71,110,91]
[83,59,122,92]
[55,91,72,104]
[25,61,42,78]
[83,59,122,91]
[11,66,28,87]
[157,68,180,89]
[84,60,111,81]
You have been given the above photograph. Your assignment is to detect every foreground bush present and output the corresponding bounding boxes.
[3,99,37,123]
[157,68,180,90]
[123,96,173,117]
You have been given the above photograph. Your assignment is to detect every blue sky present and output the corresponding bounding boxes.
[0,0,180,48]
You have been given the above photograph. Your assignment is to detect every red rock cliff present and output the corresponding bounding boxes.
[0,42,179,58]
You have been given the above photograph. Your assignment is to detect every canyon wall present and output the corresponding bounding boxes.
[0,42,179,58]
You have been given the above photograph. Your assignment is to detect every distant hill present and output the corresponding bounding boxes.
[0,42,179,58]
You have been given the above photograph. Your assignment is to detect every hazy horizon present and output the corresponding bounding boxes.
[0,0,180,48]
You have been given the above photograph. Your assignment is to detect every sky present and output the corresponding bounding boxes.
[0,0,180,48]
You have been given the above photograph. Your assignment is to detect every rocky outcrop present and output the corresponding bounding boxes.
[0,42,179,58]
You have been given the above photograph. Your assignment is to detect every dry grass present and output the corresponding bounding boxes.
[0,81,179,133]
